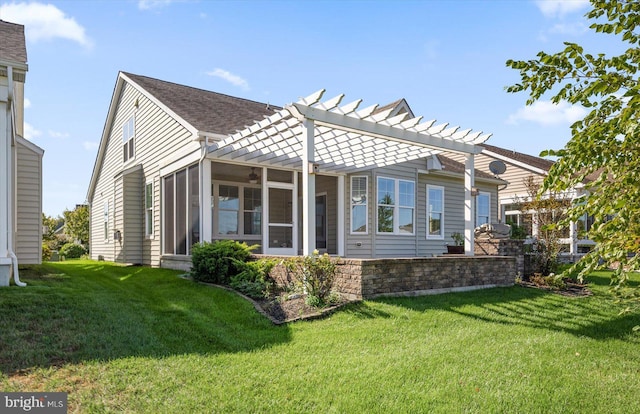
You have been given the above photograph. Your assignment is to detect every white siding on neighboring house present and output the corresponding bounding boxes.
[15,137,44,264]
[89,80,199,266]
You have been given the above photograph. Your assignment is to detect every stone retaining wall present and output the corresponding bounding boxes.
[258,254,517,300]
[474,239,525,277]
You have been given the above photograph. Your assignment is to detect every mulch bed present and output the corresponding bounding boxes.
[255,294,353,325]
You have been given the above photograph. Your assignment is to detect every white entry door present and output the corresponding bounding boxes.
[264,184,297,255]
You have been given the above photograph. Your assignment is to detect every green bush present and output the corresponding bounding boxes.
[190,240,257,284]
[59,243,87,259]
[42,243,52,261]
[286,251,338,307]
[230,258,276,298]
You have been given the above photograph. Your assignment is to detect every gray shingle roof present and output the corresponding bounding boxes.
[122,72,280,135]
[480,143,555,172]
[436,154,499,181]
[0,20,27,64]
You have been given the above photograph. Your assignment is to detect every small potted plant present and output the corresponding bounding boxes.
[446,232,465,254]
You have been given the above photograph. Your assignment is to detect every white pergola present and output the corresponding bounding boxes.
[207,90,491,256]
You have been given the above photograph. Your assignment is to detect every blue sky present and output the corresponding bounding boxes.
[0,0,619,216]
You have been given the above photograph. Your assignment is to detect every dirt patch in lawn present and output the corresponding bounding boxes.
[517,278,593,297]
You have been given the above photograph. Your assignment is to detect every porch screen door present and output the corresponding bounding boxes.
[265,185,296,255]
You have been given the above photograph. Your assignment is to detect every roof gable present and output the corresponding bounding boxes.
[121,72,279,136]
[480,143,555,174]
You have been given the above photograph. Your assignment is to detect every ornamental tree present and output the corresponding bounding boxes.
[506,1,640,303]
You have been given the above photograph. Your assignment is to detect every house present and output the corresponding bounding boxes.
[449,143,594,259]
[0,20,45,286]
[87,72,506,271]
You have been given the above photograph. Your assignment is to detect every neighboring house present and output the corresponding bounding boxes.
[87,72,504,270]
[0,20,45,286]
[450,143,594,258]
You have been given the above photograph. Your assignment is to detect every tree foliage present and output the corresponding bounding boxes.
[506,1,640,297]
[63,205,89,247]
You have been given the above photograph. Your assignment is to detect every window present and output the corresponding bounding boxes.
[103,201,109,241]
[477,192,490,227]
[123,115,135,162]
[377,177,415,235]
[351,176,368,233]
[427,185,444,239]
[145,182,153,237]
[212,183,262,237]
[163,164,199,255]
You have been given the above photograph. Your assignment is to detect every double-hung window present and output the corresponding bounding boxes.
[350,176,368,234]
[123,115,135,162]
[377,177,415,235]
[427,185,444,239]
[477,192,490,227]
[213,183,262,236]
[145,182,153,237]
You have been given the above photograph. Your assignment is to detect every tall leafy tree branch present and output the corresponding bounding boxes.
[506,1,640,303]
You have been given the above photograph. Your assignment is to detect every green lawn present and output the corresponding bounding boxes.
[1,260,639,413]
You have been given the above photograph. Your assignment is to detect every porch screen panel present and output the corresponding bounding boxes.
[163,175,174,254]
[176,170,187,254]
[189,165,200,245]
[268,187,293,248]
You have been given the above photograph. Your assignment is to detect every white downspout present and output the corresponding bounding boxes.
[6,66,25,286]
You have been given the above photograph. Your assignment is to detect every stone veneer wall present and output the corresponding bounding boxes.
[258,255,517,300]
[474,239,525,277]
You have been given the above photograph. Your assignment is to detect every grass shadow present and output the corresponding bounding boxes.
[375,273,640,342]
[1,261,291,375]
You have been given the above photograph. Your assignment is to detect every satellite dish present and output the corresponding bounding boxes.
[489,160,507,176]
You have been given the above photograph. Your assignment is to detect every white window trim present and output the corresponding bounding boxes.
[376,176,415,236]
[212,181,262,239]
[426,184,445,240]
[350,176,368,235]
[476,191,491,227]
[123,114,136,164]
[145,180,154,239]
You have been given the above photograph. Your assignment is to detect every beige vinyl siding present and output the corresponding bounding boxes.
[345,158,499,259]
[122,168,143,263]
[15,139,43,264]
[89,81,199,266]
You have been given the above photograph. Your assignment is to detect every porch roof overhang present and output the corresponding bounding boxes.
[207,89,492,174]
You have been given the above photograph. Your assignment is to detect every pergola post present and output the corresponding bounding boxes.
[302,118,316,256]
[464,153,475,256]
[337,175,345,256]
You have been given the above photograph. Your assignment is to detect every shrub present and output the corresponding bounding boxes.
[59,242,87,259]
[42,243,52,261]
[229,258,276,298]
[286,251,338,307]
[190,240,257,284]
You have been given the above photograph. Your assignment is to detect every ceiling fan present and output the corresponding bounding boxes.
[248,167,259,184]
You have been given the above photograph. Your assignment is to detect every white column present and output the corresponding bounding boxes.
[464,153,475,256]
[569,220,577,257]
[301,118,316,256]
[200,159,212,243]
[337,175,345,256]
